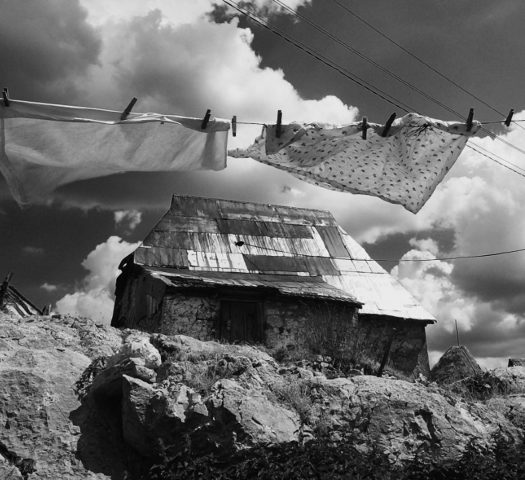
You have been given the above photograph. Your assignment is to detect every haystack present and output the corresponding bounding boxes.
[430,345,482,384]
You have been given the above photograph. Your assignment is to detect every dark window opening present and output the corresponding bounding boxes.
[219,300,263,343]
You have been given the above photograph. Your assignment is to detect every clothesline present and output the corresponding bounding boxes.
[234,117,525,127]
[222,0,525,177]
[0,97,512,214]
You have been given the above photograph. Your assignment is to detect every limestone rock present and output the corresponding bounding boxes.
[0,313,116,479]
[120,375,208,458]
[490,366,525,394]
[302,375,516,465]
[107,332,161,370]
[430,345,483,384]
[208,378,300,447]
[1,312,523,479]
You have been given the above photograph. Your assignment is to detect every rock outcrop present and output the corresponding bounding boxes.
[0,313,524,479]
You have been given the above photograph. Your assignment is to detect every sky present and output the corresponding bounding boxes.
[1,0,525,368]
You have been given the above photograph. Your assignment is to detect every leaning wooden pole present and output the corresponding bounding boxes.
[377,328,396,377]
[0,272,13,309]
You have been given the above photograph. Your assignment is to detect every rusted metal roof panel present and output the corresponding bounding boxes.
[217,199,278,222]
[316,226,351,258]
[186,251,247,271]
[322,273,434,321]
[170,196,220,218]
[216,218,312,238]
[273,205,336,226]
[243,255,339,275]
[154,215,219,233]
[135,246,189,268]
[144,268,360,304]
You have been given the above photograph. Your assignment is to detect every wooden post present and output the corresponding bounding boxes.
[0,272,13,309]
[377,327,396,377]
[455,319,460,346]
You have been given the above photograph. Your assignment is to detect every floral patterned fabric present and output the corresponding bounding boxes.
[230,113,480,213]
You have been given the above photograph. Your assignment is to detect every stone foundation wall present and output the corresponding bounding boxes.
[159,292,220,340]
[356,315,431,378]
[113,269,430,378]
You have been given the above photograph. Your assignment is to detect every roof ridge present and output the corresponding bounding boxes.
[170,194,334,216]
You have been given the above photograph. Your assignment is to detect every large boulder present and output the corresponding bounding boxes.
[0,313,123,479]
[1,313,523,479]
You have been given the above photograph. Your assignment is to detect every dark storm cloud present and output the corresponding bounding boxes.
[0,0,101,101]
[428,300,525,360]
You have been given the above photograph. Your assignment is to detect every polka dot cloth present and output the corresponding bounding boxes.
[229,113,481,213]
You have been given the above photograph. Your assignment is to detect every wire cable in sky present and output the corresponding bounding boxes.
[222,0,412,113]
[271,0,525,167]
[327,0,525,132]
[271,0,465,120]
[237,241,525,263]
[223,0,525,179]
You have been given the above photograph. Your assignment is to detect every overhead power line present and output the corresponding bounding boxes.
[269,0,525,169]
[224,0,525,178]
[327,0,525,132]
[222,0,412,113]
[238,241,525,263]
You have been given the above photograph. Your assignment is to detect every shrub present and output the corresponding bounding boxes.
[450,371,512,401]
[149,430,525,480]
[270,378,316,425]
[74,356,107,400]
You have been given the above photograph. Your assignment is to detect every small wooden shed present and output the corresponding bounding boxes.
[112,195,435,377]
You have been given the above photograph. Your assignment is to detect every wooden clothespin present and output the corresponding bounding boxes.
[381,113,396,137]
[466,108,474,132]
[505,108,514,127]
[201,109,211,130]
[232,116,237,137]
[361,117,368,139]
[2,88,10,107]
[120,97,137,121]
[276,110,282,138]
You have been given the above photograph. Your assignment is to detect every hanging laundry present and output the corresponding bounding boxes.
[229,113,480,213]
[0,99,229,205]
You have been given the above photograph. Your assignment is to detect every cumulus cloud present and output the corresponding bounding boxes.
[41,283,58,293]
[78,9,357,145]
[55,236,139,323]
[114,209,142,231]
[392,229,525,368]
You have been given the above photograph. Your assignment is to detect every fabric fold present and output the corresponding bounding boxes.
[229,113,480,213]
[0,99,230,205]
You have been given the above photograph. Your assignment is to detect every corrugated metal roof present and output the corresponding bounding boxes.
[133,195,436,322]
[145,268,360,304]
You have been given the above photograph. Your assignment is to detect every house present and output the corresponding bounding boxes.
[112,195,436,377]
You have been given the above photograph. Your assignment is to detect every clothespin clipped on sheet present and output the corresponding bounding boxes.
[2,88,9,107]
[381,113,396,137]
[120,97,137,121]
[232,116,237,137]
[276,110,282,138]
[466,108,474,132]
[505,109,514,127]
[201,109,211,130]
[361,117,369,140]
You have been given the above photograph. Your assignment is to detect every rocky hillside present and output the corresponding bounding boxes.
[0,313,524,479]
